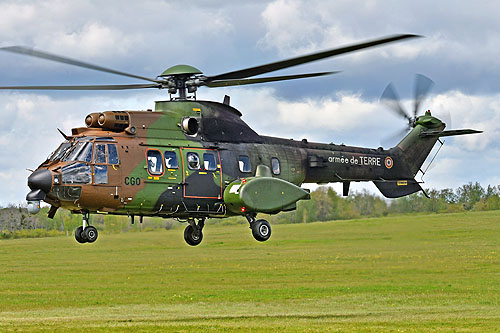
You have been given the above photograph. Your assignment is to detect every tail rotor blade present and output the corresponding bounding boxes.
[381,83,411,121]
[413,74,434,117]
[437,109,451,130]
[381,126,411,148]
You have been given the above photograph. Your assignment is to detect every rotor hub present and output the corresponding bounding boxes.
[159,64,203,77]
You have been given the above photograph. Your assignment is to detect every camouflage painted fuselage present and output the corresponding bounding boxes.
[35,99,443,220]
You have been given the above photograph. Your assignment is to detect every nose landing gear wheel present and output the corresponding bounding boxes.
[184,225,203,246]
[84,226,98,243]
[75,210,98,244]
[75,226,86,243]
[251,219,271,242]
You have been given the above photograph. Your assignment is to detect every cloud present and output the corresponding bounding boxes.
[38,22,138,59]
[429,91,500,151]
[0,0,499,205]
[257,0,500,98]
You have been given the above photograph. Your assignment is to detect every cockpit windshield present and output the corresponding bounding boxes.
[49,141,71,161]
[63,142,93,163]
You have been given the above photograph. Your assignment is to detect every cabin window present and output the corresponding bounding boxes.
[61,163,91,184]
[94,144,107,164]
[107,144,119,164]
[238,155,251,173]
[164,151,178,169]
[147,150,164,175]
[187,152,200,170]
[271,157,281,175]
[203,153,217,171]
[94,165,108,184]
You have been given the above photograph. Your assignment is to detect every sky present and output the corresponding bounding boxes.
[0,0,498,206]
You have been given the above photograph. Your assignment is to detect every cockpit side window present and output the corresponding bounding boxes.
[107,144,119,164]
[95,144,107,164]
[81,143,93,163]
[94,165,108,184]
[62,163,91,184]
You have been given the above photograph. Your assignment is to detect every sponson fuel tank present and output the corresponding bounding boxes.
[224,165,310,214]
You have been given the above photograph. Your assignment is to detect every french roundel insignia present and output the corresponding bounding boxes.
[385,156,393,169]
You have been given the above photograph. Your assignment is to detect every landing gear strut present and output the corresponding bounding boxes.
[246,214,271,242]
[74,211,98,244]
[184,218,205,246]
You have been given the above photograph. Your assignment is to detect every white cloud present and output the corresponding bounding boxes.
[274,93,378,130]
[259,0,345,56]
[0,0,499,205]
[429,91,500,151]
[38,22,138,59]
[0,2,37,40]
[258,0,500,73]
[0,0,237,64]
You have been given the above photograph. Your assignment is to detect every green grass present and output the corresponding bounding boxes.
[1,211,500,331]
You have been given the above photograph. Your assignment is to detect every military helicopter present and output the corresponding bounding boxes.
[0,34,481,246]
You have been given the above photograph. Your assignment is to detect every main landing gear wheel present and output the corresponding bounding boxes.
[183,218,205,246]
[251,219,271,242]
[246,214,271,242]
[184,225,203,246]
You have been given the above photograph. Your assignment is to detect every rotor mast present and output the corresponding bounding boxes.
[158,64,203,100]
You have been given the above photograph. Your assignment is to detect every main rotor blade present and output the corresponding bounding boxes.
[206,34,421,82]
[0,46,159,83]
[0,83,160,90]
[381,82,411,121]
[205,71,339,88]
[413,74,434,117]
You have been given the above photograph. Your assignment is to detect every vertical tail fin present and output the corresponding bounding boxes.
[373,111,444,198]
[373,111,481,198]
[397,123,444,177]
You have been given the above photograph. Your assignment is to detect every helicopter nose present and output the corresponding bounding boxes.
[27,169,52,193]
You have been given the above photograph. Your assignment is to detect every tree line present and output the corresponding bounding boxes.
[1,182,499,238]
[272,182,500,224]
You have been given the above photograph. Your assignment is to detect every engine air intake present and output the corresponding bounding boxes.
[96,111,130,131]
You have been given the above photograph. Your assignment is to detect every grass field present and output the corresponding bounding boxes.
[1,211,500,331]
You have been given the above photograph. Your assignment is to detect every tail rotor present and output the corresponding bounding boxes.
[380,74,435,146]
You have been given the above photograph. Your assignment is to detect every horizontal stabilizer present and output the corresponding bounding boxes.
[419,129,482,138]
[373,179,423,198]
